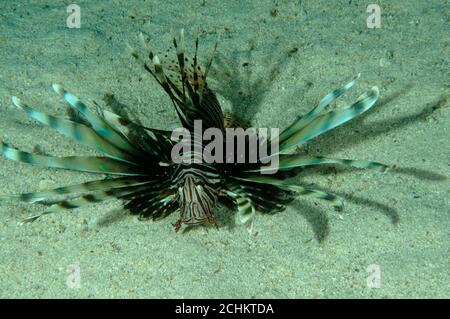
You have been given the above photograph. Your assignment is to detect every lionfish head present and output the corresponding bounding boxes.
[173,172,219,232]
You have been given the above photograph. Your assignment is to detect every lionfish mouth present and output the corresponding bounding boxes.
[0,28,388,232]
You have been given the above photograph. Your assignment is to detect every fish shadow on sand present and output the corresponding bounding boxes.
[205,48,446,241]
[208,41,289,124]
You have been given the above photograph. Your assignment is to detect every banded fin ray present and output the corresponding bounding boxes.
[245,155,388,174]
[19,182,155,224]
[225,186,255,226]
[99,109,135,143]
[238,183,293,213]
[135,29,225,132]
[101,109,174,159]
[287,184,342,207]
[123,189,177,220]
[279,86,379,152]
[231,176,342,207]
[52,84,139,155]
[279,75,359,143]
[11,97,136,163]
[0,142,142,175]
[0,176,150,204]
[137,194,177,220]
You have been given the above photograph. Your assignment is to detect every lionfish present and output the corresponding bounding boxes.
[0,29,388,232]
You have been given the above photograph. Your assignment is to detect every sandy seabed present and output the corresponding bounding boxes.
[0,0,448,298]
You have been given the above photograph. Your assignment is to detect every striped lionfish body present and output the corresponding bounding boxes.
[0,29,388,232]
[173,167,220,231]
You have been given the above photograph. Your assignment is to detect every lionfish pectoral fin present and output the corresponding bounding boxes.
[11,97,135,163]
[145,199,177,222]
[124,190,177,221]
[245,155,389,174]
[51,84,139,155]
[279,85,379,152]
[19,183,154,224]
[0,142,142,175]
[286,185,343,209]
[100,110,136,143]
[101,110,171,138]
[279,75,360,143]
[225,188,255,228]
[0,177,148,204]
[19,194,106,225]
[235,196,255,227]
[231,176,343,209]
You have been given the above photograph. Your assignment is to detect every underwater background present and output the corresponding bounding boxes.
[0,0,448,298]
